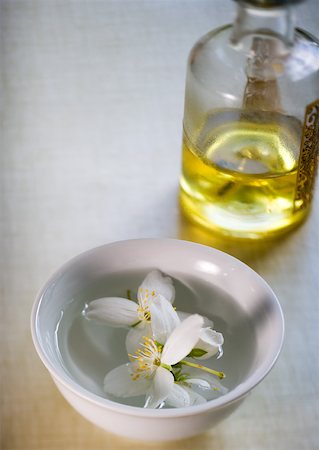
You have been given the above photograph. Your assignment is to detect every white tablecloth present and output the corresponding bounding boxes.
[2,1,319,449]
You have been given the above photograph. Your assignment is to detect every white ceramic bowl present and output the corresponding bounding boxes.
[31,239,284,442]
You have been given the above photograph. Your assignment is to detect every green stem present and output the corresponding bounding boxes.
[161,363,172,371]
[180,360,225,379]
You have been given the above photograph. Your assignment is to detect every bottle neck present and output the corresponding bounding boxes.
[231,1,295,47]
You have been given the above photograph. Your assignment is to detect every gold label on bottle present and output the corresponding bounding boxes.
[294,99,319,211]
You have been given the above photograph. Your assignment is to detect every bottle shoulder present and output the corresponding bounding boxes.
[189,25,319,84]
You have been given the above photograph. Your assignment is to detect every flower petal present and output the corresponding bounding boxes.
[186,369,229,396]
[103,363,151,398]
[138,270,175,307]
[194,328,224,360]
[85,297,139,327]
[166,384,207,407]
[186,378,211,389]
[165,383,191,408]
[125,322,152,357]
[183,386,207,405]
[144,366,174,409]
[177,311,214,328]
[161,314,204,366]
[149,295,180,344]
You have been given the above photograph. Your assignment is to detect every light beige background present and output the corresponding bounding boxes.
[1,1,319,449]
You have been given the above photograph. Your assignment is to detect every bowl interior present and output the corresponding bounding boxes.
[33,239,284,408]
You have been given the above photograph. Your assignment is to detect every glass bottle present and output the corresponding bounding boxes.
[180,0,319,239]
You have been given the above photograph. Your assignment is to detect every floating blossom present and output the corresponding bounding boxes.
[192,328,224,360]
[104,310,226,409]
[105,314,204,408]
[85,270,227,409]
[147,297,224,364]
[165,368,228,408]
[85,270,224,360]
[85,270,178,356]
[85,270,175,328]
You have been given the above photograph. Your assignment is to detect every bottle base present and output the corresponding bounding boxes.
[179,187,309,240]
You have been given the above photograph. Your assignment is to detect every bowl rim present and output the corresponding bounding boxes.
[31,238,285,418]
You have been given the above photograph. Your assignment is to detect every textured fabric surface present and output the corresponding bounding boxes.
[1,1,319,449]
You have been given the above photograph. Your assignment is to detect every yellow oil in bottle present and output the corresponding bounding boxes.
[180,109,309,238]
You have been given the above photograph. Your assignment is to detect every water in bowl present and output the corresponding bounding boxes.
[54,270,256,407]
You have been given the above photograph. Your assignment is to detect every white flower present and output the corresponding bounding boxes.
[85,270,175,350]
[85,270,223,361]
[85,270,175,358]
[176,313,224,360]
[165,368,228,408]
[104,314,204,408]
[86,270,227,409]
[193,328,224,360]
